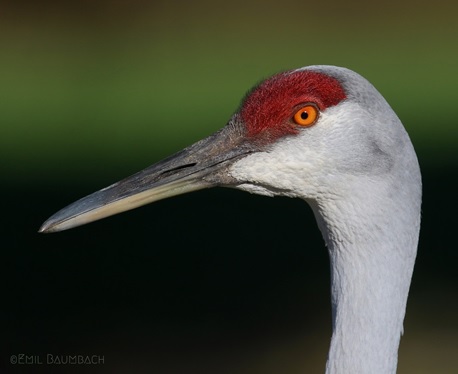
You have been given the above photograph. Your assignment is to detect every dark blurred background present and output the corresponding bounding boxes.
[1,1,457,373]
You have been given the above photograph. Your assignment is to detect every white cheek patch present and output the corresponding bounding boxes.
[228,145,316,199]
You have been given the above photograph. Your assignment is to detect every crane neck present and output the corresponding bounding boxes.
[310,171,421,374]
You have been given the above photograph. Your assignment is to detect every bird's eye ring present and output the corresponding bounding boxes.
[293,105,319,127]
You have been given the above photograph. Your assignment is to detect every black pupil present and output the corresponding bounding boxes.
[300,111,308,120]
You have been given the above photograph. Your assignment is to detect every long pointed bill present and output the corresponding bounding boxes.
[39,119,254,233]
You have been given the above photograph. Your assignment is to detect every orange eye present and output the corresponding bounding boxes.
[293,105,319,127]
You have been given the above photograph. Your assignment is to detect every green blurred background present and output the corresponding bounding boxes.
[2,0,457,373]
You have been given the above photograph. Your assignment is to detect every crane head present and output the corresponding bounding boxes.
[40,65,411,233]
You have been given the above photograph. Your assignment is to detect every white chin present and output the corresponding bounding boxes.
[233,183,276,197]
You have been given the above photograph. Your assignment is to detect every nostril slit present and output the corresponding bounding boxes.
[160,163,197,176]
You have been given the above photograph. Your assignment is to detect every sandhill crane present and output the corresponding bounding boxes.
[40,65,422,373]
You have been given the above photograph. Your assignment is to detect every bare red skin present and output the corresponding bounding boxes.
[240,70,347,142]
